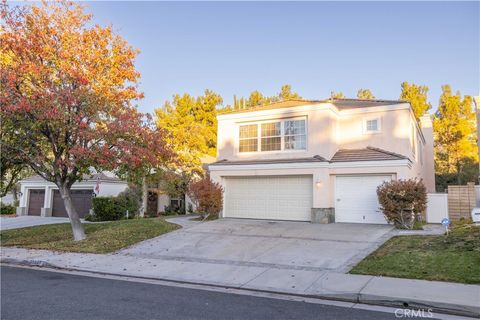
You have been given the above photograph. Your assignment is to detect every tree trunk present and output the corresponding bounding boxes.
[139,176,147,218]
[58,184,86,241]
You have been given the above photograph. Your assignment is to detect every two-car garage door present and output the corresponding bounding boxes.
[224,176,312,221]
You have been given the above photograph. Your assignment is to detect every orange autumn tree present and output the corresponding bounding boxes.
[0,1,172,240]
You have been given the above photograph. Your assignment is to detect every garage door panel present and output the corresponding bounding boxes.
[28,189,45,216]
[335,175,390,224]
[225,176,312,221]
[52,190,93,218]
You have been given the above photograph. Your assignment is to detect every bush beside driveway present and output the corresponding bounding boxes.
[350,222,480,284]
[0,218,179,253]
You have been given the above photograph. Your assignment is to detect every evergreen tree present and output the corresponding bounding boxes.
[399,81,432,120]
[357,89,375,100]
[331,91,346,99]
[433,85,478,184]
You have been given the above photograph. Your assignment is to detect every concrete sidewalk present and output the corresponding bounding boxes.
[1,246,478,318]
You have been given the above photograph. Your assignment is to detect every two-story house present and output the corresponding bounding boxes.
[209,99,435,224]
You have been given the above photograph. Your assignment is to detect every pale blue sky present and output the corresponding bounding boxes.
[84,1,479,113]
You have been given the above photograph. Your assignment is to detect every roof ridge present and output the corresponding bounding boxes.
[331,98,408,104]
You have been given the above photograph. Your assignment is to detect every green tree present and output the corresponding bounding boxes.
[399,81,432,120]
[357,89,375,100]
[433,85,478,185]
[156,90,222,160]
[331,91,345,99]
[247,90,265,108]
[278,84,302,100]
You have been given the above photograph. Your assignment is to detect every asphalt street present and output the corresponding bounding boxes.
[0,266,425,320]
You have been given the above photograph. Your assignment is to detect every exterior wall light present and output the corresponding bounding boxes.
[315,180,323,188]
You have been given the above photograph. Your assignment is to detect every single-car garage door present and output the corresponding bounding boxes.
[28,189,45,216]
[52,190,93,218]
[224,175,312,221]
[335,175,391,224]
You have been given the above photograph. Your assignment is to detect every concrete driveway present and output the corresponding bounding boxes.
[1,216,73,231]
[122,218,394,273]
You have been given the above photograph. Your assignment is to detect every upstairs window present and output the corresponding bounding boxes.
[239,124,258,152]
[363,118,381,134]
[261,122,281,151]
[284,120,306,150]
[238,118,307,153]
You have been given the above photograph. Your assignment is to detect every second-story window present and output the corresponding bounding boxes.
[261,122,281,151]
[363,118,381,133]
[284,120,306,150]
[238,118,307,153]
[239,124,258,152]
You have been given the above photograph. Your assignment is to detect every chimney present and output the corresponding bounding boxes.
[474,96,480,182]
[419,113,435,192]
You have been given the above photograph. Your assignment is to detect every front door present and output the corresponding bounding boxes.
[147,192,158,216]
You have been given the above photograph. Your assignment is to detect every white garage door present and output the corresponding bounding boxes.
[224,176,312,221]
[335,175,391,224]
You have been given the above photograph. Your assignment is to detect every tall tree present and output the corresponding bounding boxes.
[331,91,346,99]
[156,90,222,160]
[399,81,432,120]
[357,89,375,100]
[155,90,222,213]
[433,85,478,184]
[1,1,171,240]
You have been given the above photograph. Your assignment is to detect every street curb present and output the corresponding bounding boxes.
[2,257,478,318]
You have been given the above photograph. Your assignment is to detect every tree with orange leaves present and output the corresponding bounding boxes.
[1,1,172,240]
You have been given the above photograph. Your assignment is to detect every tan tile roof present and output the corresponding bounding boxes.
[331,147,409,162]
[210,147,408,166]
[219,98,406,115]
[210,155,327,166]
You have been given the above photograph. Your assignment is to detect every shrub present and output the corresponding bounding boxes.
[377,179,427,229]
[188,176,223,220]
[163,204,181,216]
[1,204,16,215]
[116,188,141,216]
[91,197,124,221]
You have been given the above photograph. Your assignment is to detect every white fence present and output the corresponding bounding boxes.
[426,193,449,223]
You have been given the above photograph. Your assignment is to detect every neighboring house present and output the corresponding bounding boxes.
[147,155,216,215]
[17,173,128,218]
[209,99,435,224]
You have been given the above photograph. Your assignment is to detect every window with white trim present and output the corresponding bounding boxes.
[261,122,281,151]
[239,124,258,152]
[238,118,307,153]
[363,118,381,133]
[284,120,306,150]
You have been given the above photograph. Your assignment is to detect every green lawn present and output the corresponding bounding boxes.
[0,218,179,254]
[350,222,480,284]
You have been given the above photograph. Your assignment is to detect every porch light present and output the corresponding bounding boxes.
[315,180,323,188]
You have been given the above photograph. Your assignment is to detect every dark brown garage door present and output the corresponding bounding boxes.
[52,190,93,218]
[28,189,45,216]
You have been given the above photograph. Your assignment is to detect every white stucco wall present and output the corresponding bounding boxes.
[216,103,423,163]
